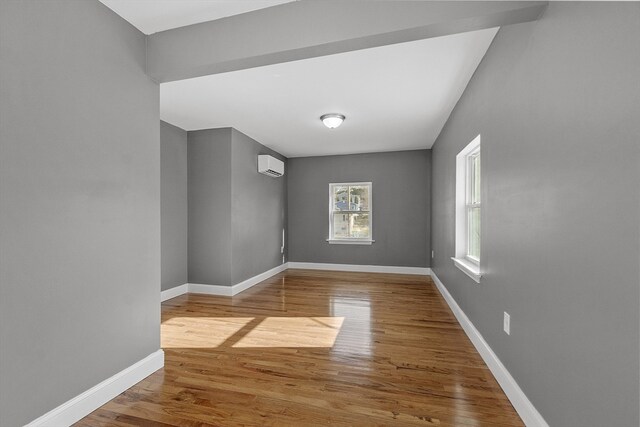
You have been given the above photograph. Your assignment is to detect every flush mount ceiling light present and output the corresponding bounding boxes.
[320,113,345,129]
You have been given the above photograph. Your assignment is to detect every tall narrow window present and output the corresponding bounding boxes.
[467,148,481,264]
[453,135,482,282]
[328,182,373,245]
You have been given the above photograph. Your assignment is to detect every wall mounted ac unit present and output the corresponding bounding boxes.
[258,155,285,178]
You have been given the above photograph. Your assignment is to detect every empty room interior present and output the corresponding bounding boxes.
[1,1,639,426]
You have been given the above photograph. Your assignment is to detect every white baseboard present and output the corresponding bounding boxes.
[188,282,234,296]
[288,262,430,276]
[231,262,289,294]
[160,283,189,302]
[188,262,289,297]
[168,263,430,301]
[26,349,164,427]
[430,271,548,427]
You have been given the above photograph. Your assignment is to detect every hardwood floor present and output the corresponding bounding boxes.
[76,269,523,426]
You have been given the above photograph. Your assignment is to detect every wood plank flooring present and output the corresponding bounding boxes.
[76,269,523,426]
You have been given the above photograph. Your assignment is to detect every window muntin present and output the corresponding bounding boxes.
[329,182,372,241]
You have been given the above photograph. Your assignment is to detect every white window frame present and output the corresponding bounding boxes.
[452,135,482,283]
[327,182,374,245]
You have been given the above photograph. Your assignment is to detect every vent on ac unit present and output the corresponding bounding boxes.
[258,155,284,178]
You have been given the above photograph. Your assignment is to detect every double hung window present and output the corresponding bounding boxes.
[328,182,373,244]
[452,135,482,282]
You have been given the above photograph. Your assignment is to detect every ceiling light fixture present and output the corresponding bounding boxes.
[320,113,345,129]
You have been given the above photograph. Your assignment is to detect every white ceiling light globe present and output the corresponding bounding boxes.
[320,114,345,129]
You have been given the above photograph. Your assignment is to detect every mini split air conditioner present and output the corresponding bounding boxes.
[258,155,285,178]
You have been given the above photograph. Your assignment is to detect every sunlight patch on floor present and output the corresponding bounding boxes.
[233,317,345,348]
[161,316,345,349]
[161,317,254,348]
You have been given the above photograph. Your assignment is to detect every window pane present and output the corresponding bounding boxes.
[468,207,480,259]
[333,186,348,211]
[333,213,350,238]
[350,213,370,238]
[349,185,370,211]
[473,154,480,203]
[469,153,480,204]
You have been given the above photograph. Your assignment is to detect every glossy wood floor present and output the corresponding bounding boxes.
[76,269,523,426]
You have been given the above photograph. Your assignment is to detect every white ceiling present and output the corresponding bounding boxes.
[161,28,499,157]
[99,0,296,34]
[98,0,498,157]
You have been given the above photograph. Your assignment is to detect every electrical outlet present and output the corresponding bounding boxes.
[503,312,511,335]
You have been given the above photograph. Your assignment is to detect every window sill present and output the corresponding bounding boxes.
[327,239,375,245]
[451,257,482,283]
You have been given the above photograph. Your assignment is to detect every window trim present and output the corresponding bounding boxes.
[452,135,482,283]
[327,182,374,245]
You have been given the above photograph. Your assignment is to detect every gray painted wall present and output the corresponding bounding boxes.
[187,128,287,287]
[0,1,160,426]
[231,129,288,284]
[188,128,233,286]
[161,121,188,291]
[430,3,640,426]
[288,151,430,267]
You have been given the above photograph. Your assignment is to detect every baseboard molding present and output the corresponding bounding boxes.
[166,263,430,301]
[288,262,431,276]
[188,282,234,296]
[26,349,164,427]
[160,283,189,302]
[231,262,289,295]
[430,271,548,427]
[188,262,289,297]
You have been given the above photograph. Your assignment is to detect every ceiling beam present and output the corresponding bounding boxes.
[146,1,547,83]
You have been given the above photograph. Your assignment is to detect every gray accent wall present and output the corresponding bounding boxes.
[430,3,640,427]
[161,121,188,291]
[188,128,287,287]
[0,1,160,426]
[188,128,233,286]
[231,129,288,284]
[288,151,430,267]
